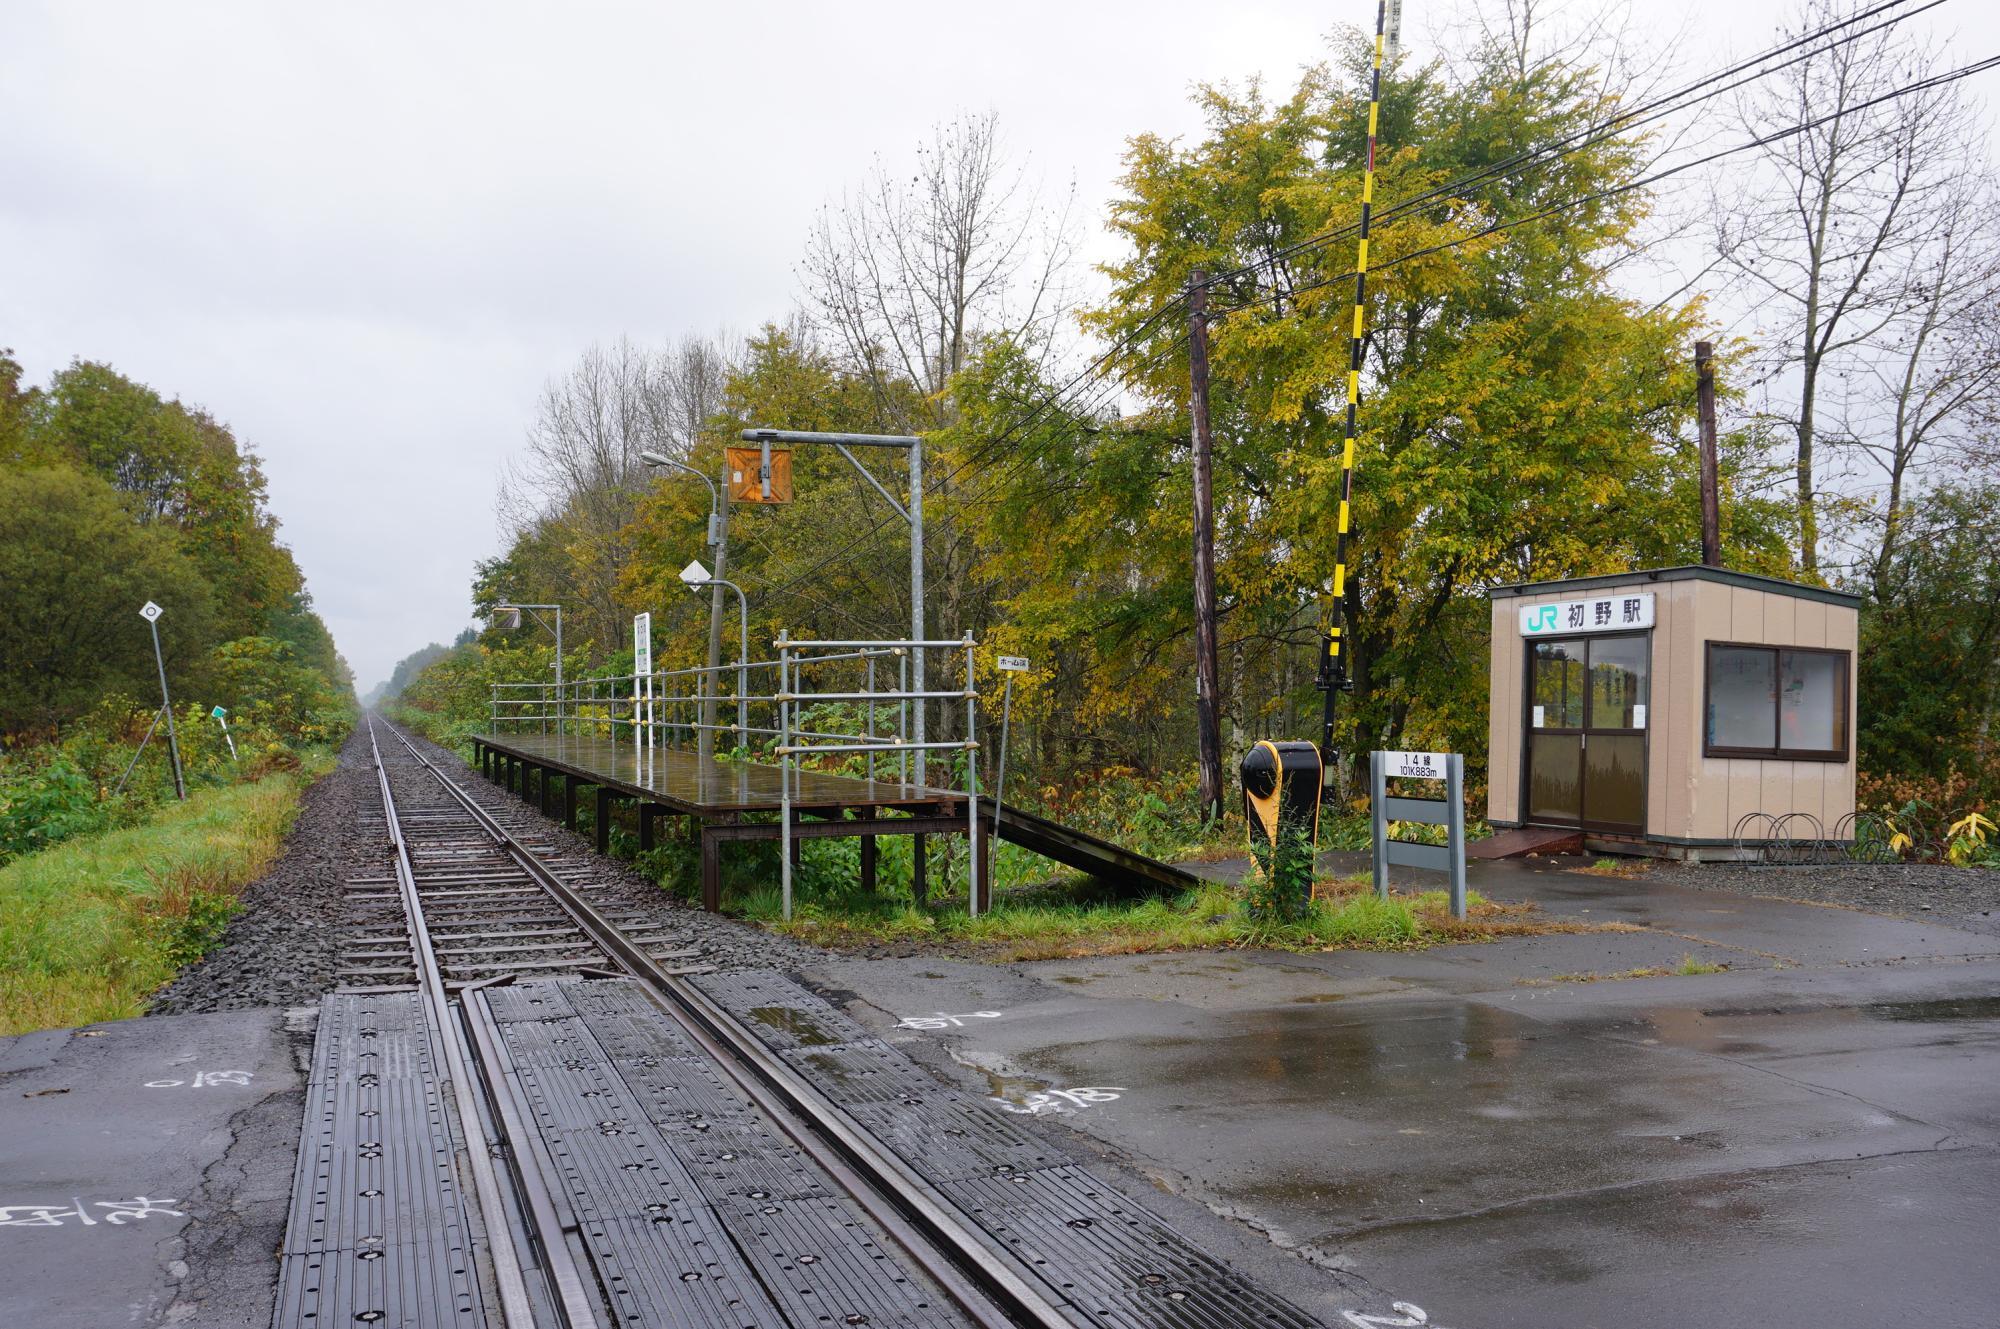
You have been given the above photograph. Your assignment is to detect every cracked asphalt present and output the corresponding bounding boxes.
[800,857,2000,1329]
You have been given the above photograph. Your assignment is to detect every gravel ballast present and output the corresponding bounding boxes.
[151,721,825,1016]
[149,728,376,1014]
[1659,860,2000,937]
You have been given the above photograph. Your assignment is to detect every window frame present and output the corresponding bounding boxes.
[1702,641,1851,761]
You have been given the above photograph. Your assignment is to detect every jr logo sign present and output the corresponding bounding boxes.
[1519,593,1653,636]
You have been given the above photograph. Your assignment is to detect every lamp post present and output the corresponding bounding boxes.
[641,450,729,762]
[491,603,563,734]
[678,560,750,748]
[139,600,186,800]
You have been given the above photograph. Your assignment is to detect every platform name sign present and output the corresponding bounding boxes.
[1382,750,1447,780]
[1519,592,1653,637]
[633,612,652,676]
[995,655,1031,672]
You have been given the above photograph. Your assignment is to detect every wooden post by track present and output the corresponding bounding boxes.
[1187,271,1225,824]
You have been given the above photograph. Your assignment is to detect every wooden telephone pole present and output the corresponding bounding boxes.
[1695,340,1723,567]
[1188,272,1224,824]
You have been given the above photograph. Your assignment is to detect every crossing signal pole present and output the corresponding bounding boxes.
[1187,272,1224,824]
[1317,0,1390,783]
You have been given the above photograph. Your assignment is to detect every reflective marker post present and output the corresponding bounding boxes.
[140,601,186,800]
[211,706,238,761]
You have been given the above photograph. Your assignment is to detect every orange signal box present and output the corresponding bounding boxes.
[725,446,793,504]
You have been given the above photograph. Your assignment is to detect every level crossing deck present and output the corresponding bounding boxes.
[470,733,1198,909]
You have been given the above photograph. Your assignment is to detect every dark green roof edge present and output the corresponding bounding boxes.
[1486,565,1861,608]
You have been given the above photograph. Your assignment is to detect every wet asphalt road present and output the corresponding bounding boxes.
[804,860,2000,1329]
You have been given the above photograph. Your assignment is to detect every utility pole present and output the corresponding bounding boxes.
[1187,272,1225,824]
[1695,340,1723,568]
[1317,0,1390,786]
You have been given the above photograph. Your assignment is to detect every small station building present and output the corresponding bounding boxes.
[1485,566,1860,859]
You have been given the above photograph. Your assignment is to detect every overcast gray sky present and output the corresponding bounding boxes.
[5,1,1994,689]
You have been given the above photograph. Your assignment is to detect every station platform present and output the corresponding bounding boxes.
[0,1007,309,1329]
[471,733,1198,908]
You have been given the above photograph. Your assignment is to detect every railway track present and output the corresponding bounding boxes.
[335,725,704,990]
[275,717,1321,1329]
[282,718,1069,1329]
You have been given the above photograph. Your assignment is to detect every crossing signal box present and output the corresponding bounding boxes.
[1241,740,1323,870]
[725,445,793,504]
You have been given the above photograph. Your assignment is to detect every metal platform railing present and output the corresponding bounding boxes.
[490,634,984,919]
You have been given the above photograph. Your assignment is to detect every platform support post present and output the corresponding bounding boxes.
[976,819,993,914]
[640,805,657,852]
[701,825,722,912]
[859,806,877,894]
[563,775,578,830]
[595,786,612,854]
[912,831,927,905]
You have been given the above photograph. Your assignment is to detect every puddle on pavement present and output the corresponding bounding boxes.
[745,1005,841,1046]
[1291,993,1347,1004]
[946,1046,1054,1107]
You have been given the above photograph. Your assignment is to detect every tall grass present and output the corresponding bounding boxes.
[0,761,324,1035]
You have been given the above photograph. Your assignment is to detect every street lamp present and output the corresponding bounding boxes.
[641,449,729,761]
[491,602,563,735]
[679,559,749,750]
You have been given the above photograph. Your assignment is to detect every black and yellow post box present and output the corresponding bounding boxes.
[1239,740,1323,916]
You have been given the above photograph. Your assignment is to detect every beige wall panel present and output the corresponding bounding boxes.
[1827,752,1857,827]
[1730,585,1765,641]
[1649,586,1686,837]
[1488,601,1517,823]
[1793,598,1827,649]
[1689,584,1736,839]
[1762,593,1795,648]
[1759,762,1795,833]
[1828,605,1858,652]
[1792,761,1827,828]
[1727,758,1765,837]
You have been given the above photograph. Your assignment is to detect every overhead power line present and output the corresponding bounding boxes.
[1209,50,2000,318]
[1205,0,1944,296]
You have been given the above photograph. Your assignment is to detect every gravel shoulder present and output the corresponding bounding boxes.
[1656,859,2000,937]
[151,721,824,1017]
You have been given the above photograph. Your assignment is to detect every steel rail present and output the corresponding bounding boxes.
[380,719,1075,1329]
[366,718,603,1329]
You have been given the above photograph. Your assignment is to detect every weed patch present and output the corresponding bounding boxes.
[0,758,326,1035]
[1523,951,1731,986]
[762,872,1591,963]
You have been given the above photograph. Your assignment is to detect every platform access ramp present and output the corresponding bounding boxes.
[979,796,1201,896]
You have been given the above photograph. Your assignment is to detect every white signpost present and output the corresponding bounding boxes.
[992,655,1031,839]
[1519,591,1654,637]
[633,612,653,756]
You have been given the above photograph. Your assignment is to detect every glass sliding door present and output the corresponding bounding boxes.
[1525,633,1650,833]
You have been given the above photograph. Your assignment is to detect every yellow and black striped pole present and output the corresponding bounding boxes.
[1317,0,1388,766]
